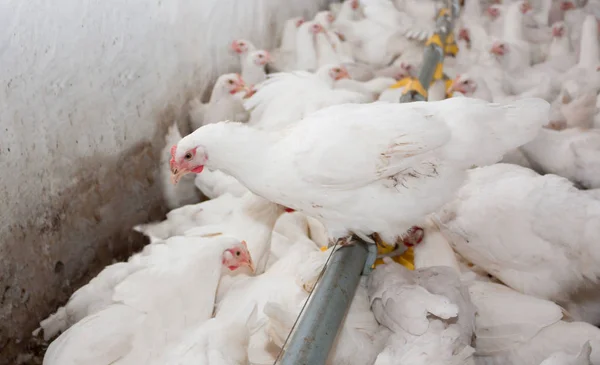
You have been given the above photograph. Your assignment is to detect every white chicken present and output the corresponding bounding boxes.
[468,281,600,365]
[170,98,549,246]
[244,64,369,130]
[37,2,600,364]
[434,163,600,306]
[521,128,600,189]
[368,259,476,365]
[188,73,250,131]
[42,236,254,365]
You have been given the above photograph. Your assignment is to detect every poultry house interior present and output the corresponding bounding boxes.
[2,0,600,364]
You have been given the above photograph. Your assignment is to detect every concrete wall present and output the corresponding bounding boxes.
[0,0,329,362]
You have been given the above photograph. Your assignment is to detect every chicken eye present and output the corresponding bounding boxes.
[184,152,193,160]
[228,80,234,85]
[235,251,241,256]
[462,80,469,85]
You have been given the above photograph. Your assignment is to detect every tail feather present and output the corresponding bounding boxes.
[439,98,550,168]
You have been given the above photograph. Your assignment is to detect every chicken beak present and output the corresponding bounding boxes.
[232,82,247,94]
[263,53,272,64]
[242,86,256,99]
[448,76,465,94]
[447,81,457,94]
[170,162,190,185]
[244,252,255,273]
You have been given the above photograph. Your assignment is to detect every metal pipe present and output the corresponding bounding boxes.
[400,0,460,103]
[279,242,369,365]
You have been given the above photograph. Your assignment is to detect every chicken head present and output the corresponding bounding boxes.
[519,1,533,14]
[329,65,350,81]
[231,39,252,54]
[486,5,501,19]
[252,50,271,66]
[448,74,477,95]
[222,240,255,272]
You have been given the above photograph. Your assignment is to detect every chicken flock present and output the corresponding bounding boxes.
[36,0,600,364]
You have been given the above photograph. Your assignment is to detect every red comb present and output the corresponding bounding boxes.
[285,208,295,213]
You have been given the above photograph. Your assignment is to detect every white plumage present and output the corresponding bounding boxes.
[174,97,548,244]
[36,1,600,364]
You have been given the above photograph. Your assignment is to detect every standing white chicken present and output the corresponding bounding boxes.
[170,97,549,247]
[269,17,305,72]
[240,50,271,86]
[188,73,250,131]
[230,39,256,58]
[295,21,324,71]
[560,15,600,94]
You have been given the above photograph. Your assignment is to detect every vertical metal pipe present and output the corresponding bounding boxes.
[400,0,459,103]
[279,242,368,365]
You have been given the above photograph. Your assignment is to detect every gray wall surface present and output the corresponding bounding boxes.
[0,0,329,362]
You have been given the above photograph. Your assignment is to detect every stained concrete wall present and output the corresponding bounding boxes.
[0,0,329,362]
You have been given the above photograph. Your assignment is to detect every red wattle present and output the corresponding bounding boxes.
[285,208,295,213]
[192,165,204,173]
